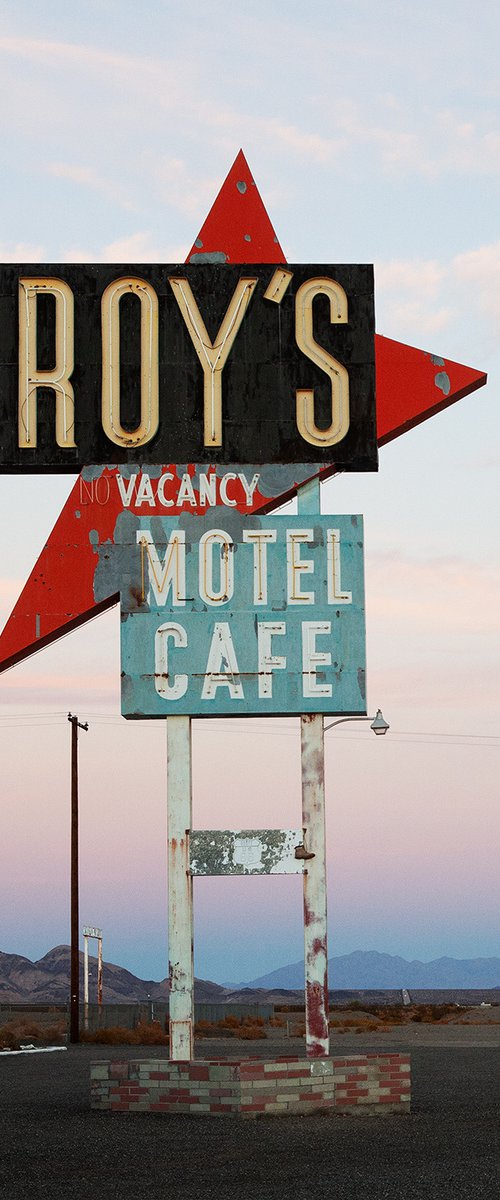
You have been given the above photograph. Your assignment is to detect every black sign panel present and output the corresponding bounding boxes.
[0,263,376,472]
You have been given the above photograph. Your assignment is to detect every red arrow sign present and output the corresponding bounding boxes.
[0,150,486,673]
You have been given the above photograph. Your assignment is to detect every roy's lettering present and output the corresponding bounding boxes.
[0,263,376,471]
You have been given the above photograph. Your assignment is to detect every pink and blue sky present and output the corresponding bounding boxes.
[0,0,499,984]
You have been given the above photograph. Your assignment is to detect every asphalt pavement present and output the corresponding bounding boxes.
[1,1038,499,1200]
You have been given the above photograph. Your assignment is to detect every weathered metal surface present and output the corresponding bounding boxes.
[97,936,103,1009]
[83,925,102,939]
[120,512,366,718]
[83,936,89,1031]
[83,930,103,1028]
[187,148,286,264]
[0,262,376,472]
[297,481,329,1058]
[166,715,194,1061]
[189,829,306,876]
[0,151,486,675]
[301,712,329,1058]
[0,463,337,673]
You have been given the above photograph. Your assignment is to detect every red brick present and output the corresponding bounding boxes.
[109,1062,129,1081]
[338,1060,371,1070]
[188,1066,210,1081]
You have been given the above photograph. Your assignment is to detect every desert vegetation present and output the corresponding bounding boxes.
[2,1001,498,1049]
[0,1016,66,1050]
[195,1014,266,1040]
[81,1020,169,1046]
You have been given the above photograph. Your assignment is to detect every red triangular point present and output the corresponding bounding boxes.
[375,335,487,445]
[187,149,286,263]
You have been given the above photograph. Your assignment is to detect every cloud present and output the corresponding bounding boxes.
[101,232,189,263]
[375,240,500,345]
[46,163,136,211]
[371,658,500,714]
[453,241,500,329]
[375,259,445,298]
[62,232,189,263]
[0,578,24,617]
[333,93,500,179]
[367,552,500,635]
[264,120,342,164]
[0,669,116,704]
[0,35,338,172]
[0,36,185,105]
[0,241,45,262]
[149,156,223,220]
[375,255,454,338]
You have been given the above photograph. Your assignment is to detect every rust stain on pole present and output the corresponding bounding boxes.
[97,937,103,1008]
[297,479,329,1058]
[167,715,194,1060]
[301,712,329,1057]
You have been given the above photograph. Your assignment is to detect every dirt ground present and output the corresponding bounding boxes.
[1,1033,499,1200]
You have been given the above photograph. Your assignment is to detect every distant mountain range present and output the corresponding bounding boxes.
[0,946,227,1005]
[1,946,499,1005]
[242,950,500,990]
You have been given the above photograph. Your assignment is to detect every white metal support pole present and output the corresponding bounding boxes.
[97,936,103,1010]
[300,713,329,1056]
[298,476,330,1057]
[83,934,89,1031]
[167,715,194,1060]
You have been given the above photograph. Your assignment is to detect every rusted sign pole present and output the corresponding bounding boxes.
[167,715,194,1059]
[301,713,329,1056]
[298,477,330,1057]
[83,926,103,1030]
[68,713,88,1044]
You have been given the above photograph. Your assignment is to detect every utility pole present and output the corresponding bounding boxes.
[68,713,88,1044]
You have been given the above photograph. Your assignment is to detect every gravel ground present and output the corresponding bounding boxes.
[1,1034,499,1200]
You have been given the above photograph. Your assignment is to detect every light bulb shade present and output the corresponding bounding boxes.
[370,708,389,735]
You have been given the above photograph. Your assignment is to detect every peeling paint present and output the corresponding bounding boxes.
[190,829,305,875]
[434,370,451,396]
[301,712,329,1057]
[188,250,228,264]
[119,512,366,719]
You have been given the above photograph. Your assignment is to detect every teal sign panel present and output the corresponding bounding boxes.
[120,513,366,718]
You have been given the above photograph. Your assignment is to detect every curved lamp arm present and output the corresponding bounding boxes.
[324,709,389,736]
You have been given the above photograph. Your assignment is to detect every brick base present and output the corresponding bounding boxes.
[91,1054,411,1117]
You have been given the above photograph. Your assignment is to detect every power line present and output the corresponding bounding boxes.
[0,712,497,748]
